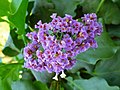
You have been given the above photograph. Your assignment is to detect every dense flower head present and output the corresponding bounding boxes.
[23,13,102,80]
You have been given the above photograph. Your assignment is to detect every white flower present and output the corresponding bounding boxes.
[60,71,66,78]
[53,73,58,81]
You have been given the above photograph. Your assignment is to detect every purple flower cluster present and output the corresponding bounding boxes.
[23,13,102,79]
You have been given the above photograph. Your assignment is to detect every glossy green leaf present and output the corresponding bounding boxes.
[0,0,10,16]
[8,0,28,34]
[93,49,120,86]
[66,77,119,90]
[31,70,54,83]
[76,30,117,64]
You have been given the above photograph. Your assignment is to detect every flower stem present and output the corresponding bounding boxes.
[96,0,105,14]
[22,34,27,46]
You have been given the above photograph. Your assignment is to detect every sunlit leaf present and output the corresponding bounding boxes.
[0,0,10,16]
[8,0,28,34]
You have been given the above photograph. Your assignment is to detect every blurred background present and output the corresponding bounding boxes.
[0,18,12,63]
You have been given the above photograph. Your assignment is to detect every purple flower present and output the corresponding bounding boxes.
[26,31,38,41]
[23,13,103,80]
[79,42,90,53]
[87,38,98,48]
[50,13,57,18]
[23,46,33,60]
[77,26,88,40]
[81,13,97,23]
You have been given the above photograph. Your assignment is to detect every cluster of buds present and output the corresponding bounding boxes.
[23,13,102,80]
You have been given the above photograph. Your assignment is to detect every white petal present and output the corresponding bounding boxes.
[60,71,66,78]
[52,73,58,81]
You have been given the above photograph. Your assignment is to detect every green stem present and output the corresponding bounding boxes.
[96,0,105,14]
[22,34,27,46]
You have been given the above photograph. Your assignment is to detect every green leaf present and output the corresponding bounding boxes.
[0,0,10,16]
[51,0,80,17]
[31,0,80,27]
[66,77,119,90]
[93,49,120,86]
[8,0,28,34]
[31,0,54,25]
[2,33,20,57]
[79,0,99,13]
[12,80,37,90]
[12,80,49,90]
[0,63,21,81]
[76,30,117,64]
[107,25,120,38]
[107,25,120,46]
[25,1,34,24]
[0,77,4,90]
[0,63,22,90]
[34,81,49,90]
[10,0,22,14]
[10,29,24,49]
[31,70,54,83]
[69,60,94,73]
[111,0,120,9]
[22,70,34,80]
[80,0,120,24]
[99,0,120,24]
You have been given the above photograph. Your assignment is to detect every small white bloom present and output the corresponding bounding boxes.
[19,71,23,74]
[53,73,58,81]
[19,75,22,79]
[60,71,66,78]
